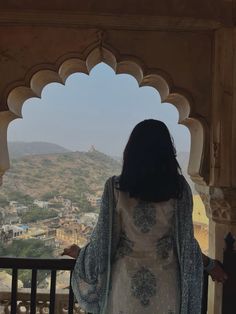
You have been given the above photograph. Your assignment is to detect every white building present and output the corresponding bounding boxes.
[1,225,25,238]
[9,201,18,207]
[33,200,49,209]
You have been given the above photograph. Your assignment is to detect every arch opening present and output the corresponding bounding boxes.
[0,47,206,187]
[1,60,209,258]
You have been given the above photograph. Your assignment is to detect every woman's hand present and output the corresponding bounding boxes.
[61,244,81,259]
[208,260,228,284]
[202,253,228,283]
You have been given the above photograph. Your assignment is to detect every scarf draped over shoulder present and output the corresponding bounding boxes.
[71,176,203,314]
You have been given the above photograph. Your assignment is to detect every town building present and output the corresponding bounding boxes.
[33,200,49,209]
[2,212,21,225]
[86,195,102,208]
[0,225,26,243]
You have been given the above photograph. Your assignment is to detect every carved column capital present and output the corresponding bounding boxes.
[195,184,236,224]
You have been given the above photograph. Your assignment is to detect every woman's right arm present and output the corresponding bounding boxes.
[202,252,228,283]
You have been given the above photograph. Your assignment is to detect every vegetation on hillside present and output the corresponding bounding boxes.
[0,149,121,209]
[19,207,58,223]
[0,144,194,213]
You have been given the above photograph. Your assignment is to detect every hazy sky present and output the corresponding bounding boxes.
[8,63,190,156]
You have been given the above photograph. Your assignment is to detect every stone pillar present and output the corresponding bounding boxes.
[196,184,236,314]
[0,111,16,186]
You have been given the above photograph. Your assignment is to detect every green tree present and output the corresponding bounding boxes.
[41,191,58,201]
[0,239,53,288]
[0,238,52,258]
[0,196,8,207]
[20,207,58,223]
[7,191,33,205]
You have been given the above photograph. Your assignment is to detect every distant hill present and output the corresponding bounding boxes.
[0,149,121,205]
[8,142,71,159]
[0,142,195,208]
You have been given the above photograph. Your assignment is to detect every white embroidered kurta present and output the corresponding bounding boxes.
[72,176,203,314]
[106,189,180,314]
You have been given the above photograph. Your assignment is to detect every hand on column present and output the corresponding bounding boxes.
[208,260,228,283]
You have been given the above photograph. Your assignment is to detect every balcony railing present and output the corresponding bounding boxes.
[2,233,236,314]
[0,255,209,314]
[0,257,87,314]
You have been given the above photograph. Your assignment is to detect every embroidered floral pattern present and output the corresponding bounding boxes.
[156,235,173,260]
[117,231,134,258]
[131,267,157,307]
[133,201,156,233]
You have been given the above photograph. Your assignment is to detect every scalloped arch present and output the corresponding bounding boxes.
[1,46,206,185]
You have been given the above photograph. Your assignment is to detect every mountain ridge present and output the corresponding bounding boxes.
[1,142,195,206]
[8,141,71,159]
[0,149,121,209]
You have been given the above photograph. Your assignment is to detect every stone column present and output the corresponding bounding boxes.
[196,184,236,314]
[0,111,16,186]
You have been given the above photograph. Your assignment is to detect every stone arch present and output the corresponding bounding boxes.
[0,46,207,186]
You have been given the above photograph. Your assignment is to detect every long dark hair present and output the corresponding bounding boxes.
[118,119,183,202]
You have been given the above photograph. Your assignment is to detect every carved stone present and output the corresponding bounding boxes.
[196,184,236,223]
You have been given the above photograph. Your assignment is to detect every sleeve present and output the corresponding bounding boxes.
[71,176,121,314]
[111,185,121,262]
[177,176,203,314]
[180,177,203,259]
[183,177,195,238]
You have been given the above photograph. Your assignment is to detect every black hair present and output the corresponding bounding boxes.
[118,119,183,202]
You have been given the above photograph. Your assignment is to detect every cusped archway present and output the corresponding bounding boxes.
[0,46,207,186]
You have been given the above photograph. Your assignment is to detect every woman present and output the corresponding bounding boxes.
[63,119,227,314]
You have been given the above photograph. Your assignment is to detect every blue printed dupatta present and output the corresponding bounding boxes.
[71,176,203,314]
[71,176,119,314]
